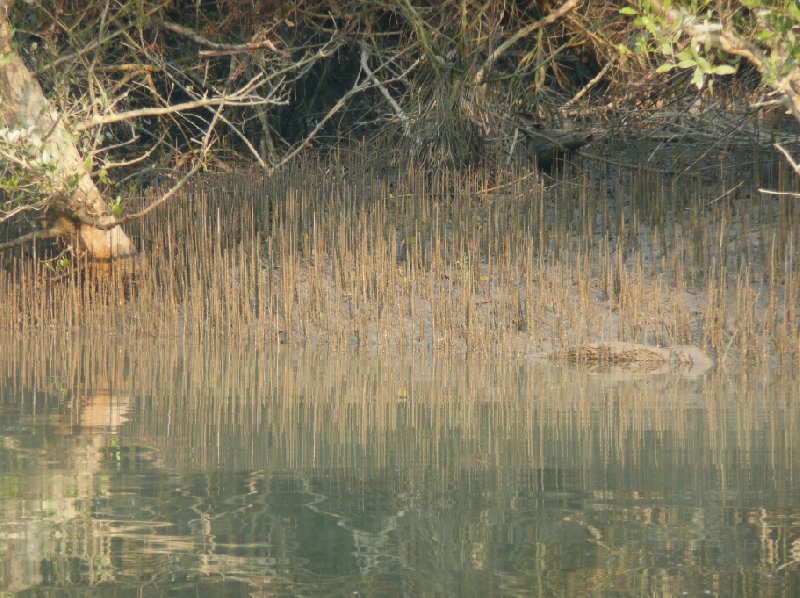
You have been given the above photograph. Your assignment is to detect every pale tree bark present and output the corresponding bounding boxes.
[0,0,135,259]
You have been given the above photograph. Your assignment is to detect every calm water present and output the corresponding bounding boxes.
[0,337,798,597]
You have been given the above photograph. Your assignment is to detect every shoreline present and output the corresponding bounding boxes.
[1,147,797,368]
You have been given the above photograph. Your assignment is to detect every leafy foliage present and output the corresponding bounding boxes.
[0,127,65,228]
[624,0,800,93]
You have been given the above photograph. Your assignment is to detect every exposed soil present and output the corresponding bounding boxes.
[1,118,797,374]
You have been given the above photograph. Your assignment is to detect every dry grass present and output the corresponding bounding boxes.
[0,140,798,366]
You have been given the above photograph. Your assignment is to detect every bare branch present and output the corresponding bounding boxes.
[758,189,800,199]
[98,133,164,169]
[475,0,580,86]
[149,63,272,169]
[81,104,225,230]
[155,18,288,58]
[266,76,369,176]
[359,41,410,136]
[75,75,284,131]
[0,227,59,252]
[0,200,47,225]
[774,143,800,175]
[267,55,421,176]
[37,1,171,73]
[562,61,612,109]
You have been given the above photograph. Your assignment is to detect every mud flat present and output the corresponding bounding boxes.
[0,143,797,367]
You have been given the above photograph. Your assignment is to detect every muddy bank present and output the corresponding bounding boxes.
[1,141,798,368]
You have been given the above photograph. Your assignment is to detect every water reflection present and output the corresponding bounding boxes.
[0,337,798,595]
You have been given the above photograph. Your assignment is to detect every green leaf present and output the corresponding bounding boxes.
[619,7,639,15]
[756,30,774,44]
[691,67,705,89]
[696,55,712,71]
[656,63,676,73]
[712,64,737,75]
[677,59,697,69]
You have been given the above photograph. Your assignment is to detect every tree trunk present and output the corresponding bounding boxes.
[0,3,135,259]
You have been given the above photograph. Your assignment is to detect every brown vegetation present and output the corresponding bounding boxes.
[1,1,798,364]
[1,132,797,365]
[0,0,747,257]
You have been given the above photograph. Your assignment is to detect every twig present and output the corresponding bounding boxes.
[675,107,758,180]
[87,105,224,230]
[359,42,410,135]
[506,128,520,167]
[151,64,271,169]
[758,189,800,199]
[156,18,288,58]
[75,74,280,130]
[0,227,58,252]
[0,200,47,225]
[474,0,580,86]
[750,98,784,109]
[267,77,369,175]
[267,56,420,175]
[774,143,800,174]
[37,1,171,73]
[705,181,743,206]
[99,133,164,169]
[562,60,612,109]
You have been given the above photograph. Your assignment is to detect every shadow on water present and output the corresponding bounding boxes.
[0,336,798,596]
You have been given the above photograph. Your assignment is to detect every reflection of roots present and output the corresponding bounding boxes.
[78,393,132,428]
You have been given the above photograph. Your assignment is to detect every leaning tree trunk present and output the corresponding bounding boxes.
[0,3,135,259]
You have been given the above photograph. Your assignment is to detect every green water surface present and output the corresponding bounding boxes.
[0,339,798,596]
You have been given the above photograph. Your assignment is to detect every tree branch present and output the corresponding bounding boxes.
[80,104,225,231]
[75,75,284,131]
[37,1,171,73]
[359,41,410,136]
[0,227,59,252]
[0,200,47,225]
[155,18,288,58]
[266,54,421,176]
[774,143,800,175]
[474,0,580,86]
